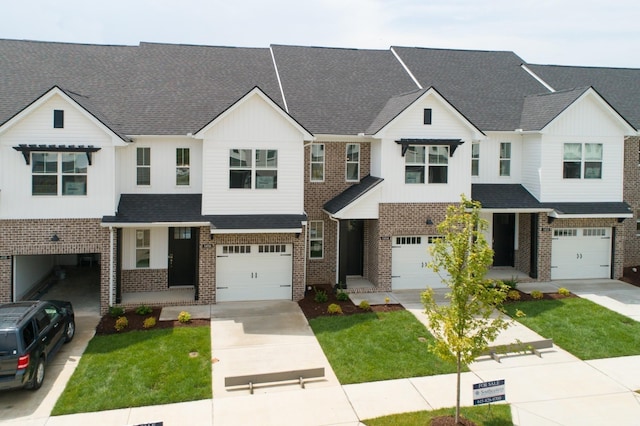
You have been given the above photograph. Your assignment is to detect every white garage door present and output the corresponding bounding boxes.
[216,244,293,302]
[392,236,448,290]
[551,228,611,280]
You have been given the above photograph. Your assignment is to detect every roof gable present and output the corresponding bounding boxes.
[193,86,313,140]
[0,85,130,143]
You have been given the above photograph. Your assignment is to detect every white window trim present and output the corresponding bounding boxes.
[404,145,425,184]
[176,147,190,186]
[309,221,324,259]
[136,147,151,187]
[499,142,511,177]
[135,229,150,269]
[471,142,480,177]
[31,152,88,196]
[346,143,360,182]
[310,144,325,182]
[563,142,603,179]
[427,145,449,184]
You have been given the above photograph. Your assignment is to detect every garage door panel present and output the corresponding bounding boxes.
[216,244,292,302]
[551,228,611,280]
[392,236,448,290]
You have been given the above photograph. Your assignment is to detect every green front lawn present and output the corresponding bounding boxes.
[504,298,640,359]
[52,326,211,415]
[364,404,512,425]
[309,310,462,384]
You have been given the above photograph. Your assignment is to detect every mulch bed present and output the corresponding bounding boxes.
[95,307,209,335]
[297,284,404,320]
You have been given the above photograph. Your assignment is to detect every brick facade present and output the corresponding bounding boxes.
[623,136,640,267]
[121,269,168,292]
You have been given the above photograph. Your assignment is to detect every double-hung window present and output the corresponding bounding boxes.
[499,142,511,176]
[405,146,425,183]
[310,144,325,181]
[176,148,190,186]
[471,142,480,176]
[137,147,151,186]
[135,229,150,268]
[309,221,324,259]
[563,143,602,179]
[229,149,278,189]
[346,144,360,181]
[428,146,448,183]
[32,152,87,196]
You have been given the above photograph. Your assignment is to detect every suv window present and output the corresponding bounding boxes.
[34,310,50,332]
[22,322,36,348]
[0,332,17,354]
[44,305,61,321]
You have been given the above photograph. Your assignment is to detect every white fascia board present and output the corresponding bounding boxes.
[314,134,374,142]
[548,212,633,219]
[481,208,554,214]
[100,222,211,228]
[210,228,302,234]
[193,87,313,141]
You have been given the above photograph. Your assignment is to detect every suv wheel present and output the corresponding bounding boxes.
[27,357,45,390]
[65,320,75,342]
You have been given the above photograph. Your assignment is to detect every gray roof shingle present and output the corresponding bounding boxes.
[392,47,550,131]
[102,194,205,223]
[271,45,419,135]
[527,64,640,129]
[323,175,384,214]
[519,87,588,131]
[206,214,307,230]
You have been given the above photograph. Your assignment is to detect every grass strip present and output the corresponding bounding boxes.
[309,310,462,384]
[52,326,211,415]
[504,298,640,359]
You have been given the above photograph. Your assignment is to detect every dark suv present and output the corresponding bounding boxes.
[0,300,75,391]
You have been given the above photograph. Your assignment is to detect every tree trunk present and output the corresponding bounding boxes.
[456,351,461,424]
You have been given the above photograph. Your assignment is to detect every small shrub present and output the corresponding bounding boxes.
[515,309,526,318]
[135,305,153,315]
[314,288,328,303]
[358,300,371,311]
[531,290,544,299]
[109,306,125,318]
[384,296,390,304]
[143,317,157,329]
[327,303,343,315]
[114,316,128,332]
[558,287,571,296]
[502,276,519,290]
[336,291,350,302]
[177,311,192,323]
[507,289,521,300]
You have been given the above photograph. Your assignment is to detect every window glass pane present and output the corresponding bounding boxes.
[62,153,88,173]
[176,168,190,185]
[229,170,252,188]
[176,148,190,166]
[471,143,479,159]
[471,160,479,176]
[405,166,425,183]
[136,230,150,247]
[136,249,150,268]
[230,149,252,167]
[405,146,425,164]
[310,241,323,258]
[500,160,510,177]
[137,148,150,166]
[428,146,448,164]
[346,144,359,162]
[584,143,602,161]
[32,175,57,195]
[62,175,87,195]
[32,153,57,173]
[500,142,511,159]
[311,163,324,180]
[346,163,359,181]
[311,144,324,162]
[563,162,581,178]
[137,167,150,186]
[256,170,277,189]
[255,150,277,168]
[428,165,448,183]
[584,162,602,179]
[563,143,582,160]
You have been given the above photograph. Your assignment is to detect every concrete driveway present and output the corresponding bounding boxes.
[0,269,101,425]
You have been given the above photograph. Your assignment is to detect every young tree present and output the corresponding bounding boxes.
[421,195,508,424]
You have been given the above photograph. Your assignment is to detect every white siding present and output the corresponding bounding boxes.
[117,137,202,194]
[373,94,475,203]
[520,134,543,199]
[201,94,304,215]
[538,95,626,203]
[121,227,168,270]
[0,95,119,219]
[335,187,381,219]
[473,133,522,183]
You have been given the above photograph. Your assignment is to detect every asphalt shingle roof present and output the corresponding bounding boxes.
[102,194,205,223]
[206,214,307,230]
[527,64,640,129]
[519,87,589,131]
[392,47,550,131]
[323,175,384,214]
[271,45,419,135]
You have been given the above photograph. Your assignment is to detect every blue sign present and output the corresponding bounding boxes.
[473,379,505,405]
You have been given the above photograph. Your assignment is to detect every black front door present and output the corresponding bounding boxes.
[168,227,198,287]
[493,213,515,266]
[338,219,364,285]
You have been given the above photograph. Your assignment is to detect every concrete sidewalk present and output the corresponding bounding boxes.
[3,280,640,425]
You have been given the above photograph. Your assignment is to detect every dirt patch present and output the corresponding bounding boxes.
[95,307,209,335]
[621,266,640,288]
[297,284,404,320]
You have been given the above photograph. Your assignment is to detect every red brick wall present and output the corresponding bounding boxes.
[304,141,371,285]
[121,269,167,292]
[623,136,640,267]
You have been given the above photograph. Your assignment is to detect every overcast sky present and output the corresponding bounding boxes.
[3,0,639,68]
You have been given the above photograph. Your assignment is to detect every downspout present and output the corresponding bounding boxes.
[329,216,340,285]
[303,218,308,292]
[109,226,114,307]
